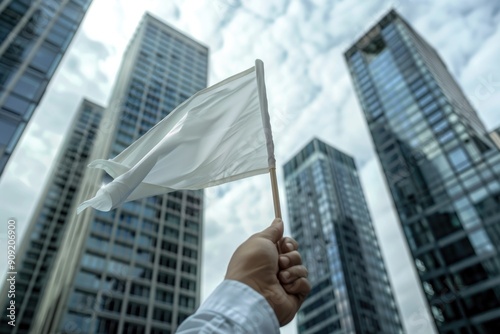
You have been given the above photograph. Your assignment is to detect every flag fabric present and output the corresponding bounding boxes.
[77,59,275,213]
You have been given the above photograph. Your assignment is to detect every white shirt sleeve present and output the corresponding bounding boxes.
[176,280,280,333]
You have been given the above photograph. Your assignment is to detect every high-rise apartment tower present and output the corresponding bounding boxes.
[0,99,103,334]
[31,13,208,334]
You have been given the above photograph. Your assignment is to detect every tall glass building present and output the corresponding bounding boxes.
[0,99,103,334]
[284,138,402,334]
[345,10,500,333]
[31,13,208,334]
[0,0,93,176]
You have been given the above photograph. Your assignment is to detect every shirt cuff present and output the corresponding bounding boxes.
[199,279,280,333]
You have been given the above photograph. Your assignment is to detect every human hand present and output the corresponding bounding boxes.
[225,218,311,326]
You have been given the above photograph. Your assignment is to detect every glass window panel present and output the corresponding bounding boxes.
[69,290,95,310]
[441,237,475,266]
[3,93,33,116]
[12,72,44,100]
[4,35,34,63]
[448,147,470,171]
[64,312,91,333]
[107,259,129,276]
[86,235,109,252]
[130,265,152,280]
[46,16,75,48]
[470,187,488,204]
[0,115,17,145]
[130,283,150,298]
[153,307,172,322]
[0,61,19,87]
[102,276,126,293]
[100,296,122,313]
[31,43,60,74]
[112,243,133,258]
[82,253,106,270]
[138,233,156,248]
[62,2,83,21]
[75,271,100,289]
[469,229,494,254]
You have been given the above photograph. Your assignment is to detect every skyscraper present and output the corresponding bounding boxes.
[345,10,500,333]
[31,13,208,334]
[0,0,93,176]
[0,99,103,334]
[284,138,402,334]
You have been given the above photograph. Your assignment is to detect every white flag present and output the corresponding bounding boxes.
[77,60,275,213]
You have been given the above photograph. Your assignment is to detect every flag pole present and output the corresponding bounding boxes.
[255,59,281,220]
[270,167,284,254]
[269,167,282,219]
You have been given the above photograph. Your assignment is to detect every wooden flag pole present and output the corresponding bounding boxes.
[270,167,284,254]
[269,167,282,219]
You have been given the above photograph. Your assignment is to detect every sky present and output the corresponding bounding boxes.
[1,0,500,333]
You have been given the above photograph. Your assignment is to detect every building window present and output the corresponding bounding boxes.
[155,288,173,304]
[182,247,197,259]
[448,147,470,171]
[81,253,106,270]
[0,116,17,146]
[12,72,44,100]
[95,317,119,334]
[87,235,109,252]
[130,283,150,299]
[183,234,197,245]
[130,265,152,280]
[161,240,178,254]
[184,220,200,233]
[138,233,156,248]
[100,295,122,314]
[62,312,91,333]
[177,313,190,326]
[142,219,158,233]
[3,92,34,116]
[153,307,172,323]
[112,242,133,259]
[135,248,155,263]
[116,226,136,242]
[126,301,148,317]
[180,278,196,291]
[181,262,197,275]
[92,219,113,235]
[122,322,145,334]
[107,259,129,276]
[441,237,475,266]
[179,295,194,308]
[75,271,100,289]
[103,276,126,293]
[159,255,177,270]
[164,226,179,239]
[157,272,175,286]
[68,290,95,311]
[30,42,60,75]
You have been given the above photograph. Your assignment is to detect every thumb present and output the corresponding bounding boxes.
[259,218,284,243]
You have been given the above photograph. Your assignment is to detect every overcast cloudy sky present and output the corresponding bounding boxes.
[1,0,500,333]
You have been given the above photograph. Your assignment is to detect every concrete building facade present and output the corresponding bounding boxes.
[30,13,208,334]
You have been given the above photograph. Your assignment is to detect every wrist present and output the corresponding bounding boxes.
[216,280,280,331]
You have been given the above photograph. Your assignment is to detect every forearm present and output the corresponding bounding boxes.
[176,280,280,333]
